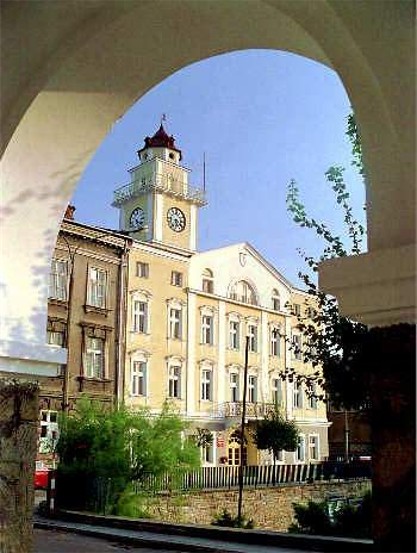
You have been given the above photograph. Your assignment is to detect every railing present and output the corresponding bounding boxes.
[139,461,372,493]
[216,401,276,418]
[56,461,371,513]
[112,174,207,206]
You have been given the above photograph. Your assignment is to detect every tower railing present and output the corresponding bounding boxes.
[112,173,207,207]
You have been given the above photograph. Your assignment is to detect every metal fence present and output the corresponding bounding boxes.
[139,461,372,493]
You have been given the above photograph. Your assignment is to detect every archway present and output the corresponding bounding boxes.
[1,2,414,551]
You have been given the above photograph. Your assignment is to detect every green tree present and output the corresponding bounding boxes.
[252,408,299,464]
[282,113,370,411]
[56,397,200,512]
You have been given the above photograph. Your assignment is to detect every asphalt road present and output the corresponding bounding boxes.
[34,528,186,553]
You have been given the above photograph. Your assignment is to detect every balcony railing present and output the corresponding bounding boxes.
[112,173,207,207]
[216,401,276,418]
[227,293,258,306]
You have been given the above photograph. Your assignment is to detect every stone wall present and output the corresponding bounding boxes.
[0,379,39,553]
[145,480,371,531]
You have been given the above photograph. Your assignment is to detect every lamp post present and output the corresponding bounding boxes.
[237,335,250,523]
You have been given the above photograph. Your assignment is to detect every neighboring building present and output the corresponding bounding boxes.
[327,407,371,461]
[114,124,330,466]
[37,210,131,460]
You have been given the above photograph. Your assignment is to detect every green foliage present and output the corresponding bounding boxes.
[115,485,152,518]
[284,112,370,410]
[192,427,214,448]
[289,492,372,539]
[212,508,255,529]
[252,408,299,460]
[56,397,200,512]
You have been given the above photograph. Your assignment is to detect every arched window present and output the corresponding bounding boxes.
[229,280,257,305]
[272,289,280,311]
[202,268,214,293]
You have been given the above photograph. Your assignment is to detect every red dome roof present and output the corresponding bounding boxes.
[138,123,182,160]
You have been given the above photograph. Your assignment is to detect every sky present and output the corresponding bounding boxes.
[71,49,366,287]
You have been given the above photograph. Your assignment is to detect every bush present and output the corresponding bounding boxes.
[212,508,255,529]
[289,492,372,539]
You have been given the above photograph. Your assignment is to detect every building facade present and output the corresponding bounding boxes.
[115,125,330,466]
[37,212,131,459]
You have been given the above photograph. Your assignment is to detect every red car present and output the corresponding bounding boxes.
[34,461,50,489]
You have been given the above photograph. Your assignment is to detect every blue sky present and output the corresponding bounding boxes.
[71,49,366,286]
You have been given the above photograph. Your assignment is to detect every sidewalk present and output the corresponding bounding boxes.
[34,513,373,553]
[34,517,305,553]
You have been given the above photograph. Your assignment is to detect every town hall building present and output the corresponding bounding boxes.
[113,124,330,466]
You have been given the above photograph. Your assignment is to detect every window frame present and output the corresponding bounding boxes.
[293,381,303,409]
[230,372,239,403]
[247,323,258,353]
[136,261,149,278]
[169,306,182,340]
[201,314,214,345]
[132,299,148,333]
[295,435,306,462]
[247,374,258,403]
[308,434,320,461]
[87,267,107,309]
[84,336,105,379]
[270,326,281,357]
[49,258,68,301]
[168,365,181,399]
[201,368,212,401]
[171,271,183,287]
[131,359,147,397]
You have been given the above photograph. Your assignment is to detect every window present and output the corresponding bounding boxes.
[169,307,182,339]
[248,324,258,353]
[272,289,280,311]
[39,410,59,453]
[248,375,257,403]
[49,259,68,300]
[293,303,301,316]
[171,271,183,287]
[87,267,107,308]
[202,269,214,293]
[308,384,318,409]
[293,382,303,409]
[168,365,181,398]
[136,262,149,278]
[47,330,65,347]
[132,300,148,333]
[85,337,105,378]
[229,320,240,349]
[201,314,214,345]
[229,280,257,305]
[292,334,302,360]
[201,432,215,464]
[295,435,306,462]
[309,435,319,461]
[270,327,280,357]
[131,360,147,396]
[201,369,212,401]
[271,378,283,407]
[230,373,239,402]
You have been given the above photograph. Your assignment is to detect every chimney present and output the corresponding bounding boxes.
[64,205,76,220]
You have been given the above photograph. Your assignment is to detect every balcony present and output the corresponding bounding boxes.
[217,401,275,419]
[112,173,207,207]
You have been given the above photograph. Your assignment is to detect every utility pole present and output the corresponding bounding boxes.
[237,335,249,523]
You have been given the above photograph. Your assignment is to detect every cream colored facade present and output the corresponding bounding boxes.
[118,126,329,466]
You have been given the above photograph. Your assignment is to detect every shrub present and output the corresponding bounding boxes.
[212,508,255,529]
[289,492,372,539]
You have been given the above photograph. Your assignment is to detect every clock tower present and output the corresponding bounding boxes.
[112,123,206,251]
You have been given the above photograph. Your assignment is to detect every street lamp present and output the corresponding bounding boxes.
[237,335,250,523]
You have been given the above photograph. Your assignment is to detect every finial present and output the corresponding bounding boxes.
[161,113,167,126]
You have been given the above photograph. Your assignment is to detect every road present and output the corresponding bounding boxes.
[34,528,185,553]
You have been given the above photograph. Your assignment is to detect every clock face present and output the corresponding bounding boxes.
[129,207,145,230]
[167,207,186,232]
